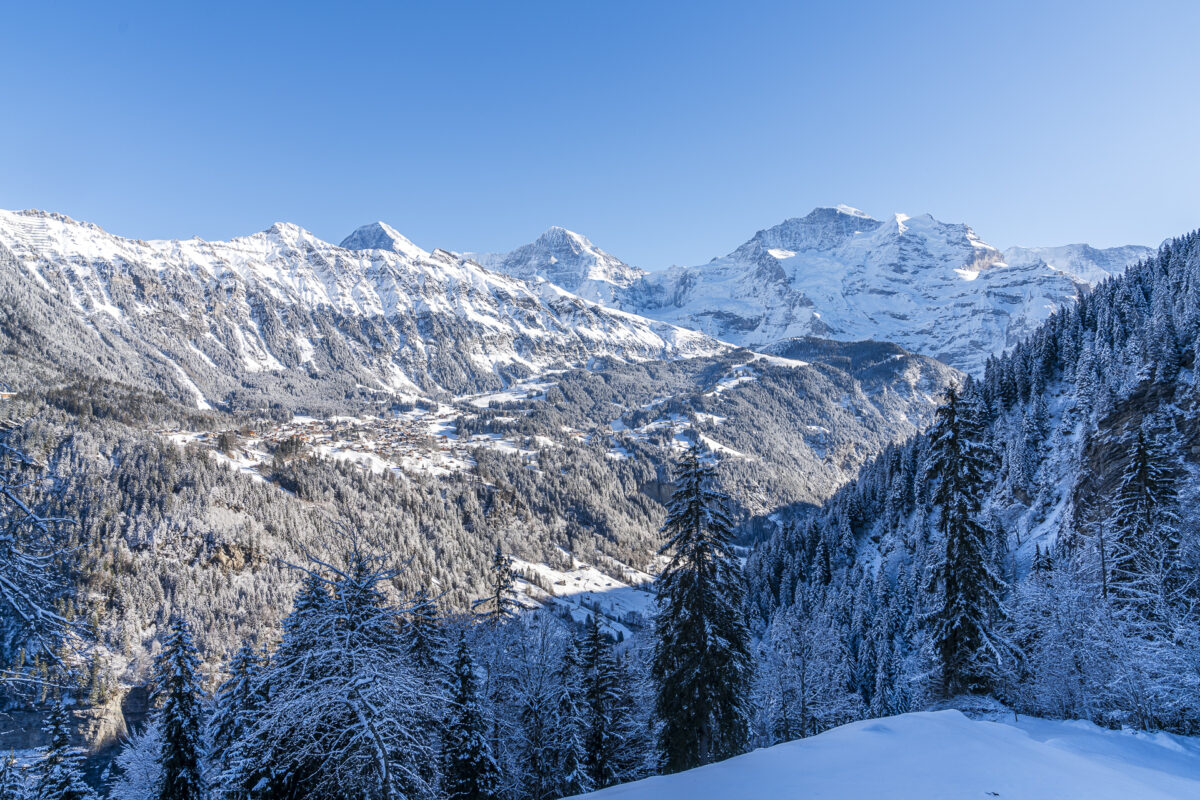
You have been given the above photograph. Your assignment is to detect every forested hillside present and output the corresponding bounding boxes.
[747,229,1200,738]
[1,209,1190,798]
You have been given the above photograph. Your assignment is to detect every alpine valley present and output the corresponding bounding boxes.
[3,203,1191,796]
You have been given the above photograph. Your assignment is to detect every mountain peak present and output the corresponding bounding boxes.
[834,204,873,219]
[266,221,309,238]
[340,221,427,260]
[733,207,883,258]
[531,225,593,252]
[469,227,646,304]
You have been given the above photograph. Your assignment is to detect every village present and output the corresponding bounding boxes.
[161,404,544,481]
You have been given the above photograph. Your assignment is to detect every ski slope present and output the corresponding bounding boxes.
[573,710,1200,799]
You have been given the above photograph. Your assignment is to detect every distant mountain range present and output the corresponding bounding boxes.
[459,206,1152,374]
[0,210,720,414]
[0,205,1150,417]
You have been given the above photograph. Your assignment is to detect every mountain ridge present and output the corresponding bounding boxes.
[439,206,1152,374]
[0,208,723,413]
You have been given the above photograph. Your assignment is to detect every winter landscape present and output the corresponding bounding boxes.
[3,3,1200,799]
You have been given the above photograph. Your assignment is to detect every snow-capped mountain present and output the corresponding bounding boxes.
[467,207,1151,375]
[623,206,1149,374]
[0,210,722,413]
[338,220,428,261]
[462,226,646,305]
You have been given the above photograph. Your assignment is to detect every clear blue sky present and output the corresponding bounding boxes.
[2,1,1197,268]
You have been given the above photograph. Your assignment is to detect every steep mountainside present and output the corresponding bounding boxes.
[627,207,1151,374]
[0,210,720,414]
[745,228,1200,738]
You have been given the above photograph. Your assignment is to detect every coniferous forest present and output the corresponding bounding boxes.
[2,227,1199,796]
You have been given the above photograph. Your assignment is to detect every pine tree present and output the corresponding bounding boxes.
[651,445,754,773]
[207,641,265,796]
[403,589,447,676]
[1109,422,1180,608]
[0,751,27,800]
[924,386,1006,697]
[443,633,500,800]
[232,545,437,799]
[473,545,520,626]
[400,590,447,795]
[222,572,331,798]
[153,615,206,800]
[550,639,592,799]
[0,426,73,686]
[107,720,164,800]
[579,616,622,788]
[35,699,94,800]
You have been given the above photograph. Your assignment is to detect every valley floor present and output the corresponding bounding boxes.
[573,710,1200,799]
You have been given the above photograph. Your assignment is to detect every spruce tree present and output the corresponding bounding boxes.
[579,616,621,789]
[0,751,27,800]
[473,545,520,626]
[925,386,1005,697]
[35,699,94,800]
[1109,422,1179,608]
[223,570,330,798]
[651,444,754,773]
[246,547,437,799]
[153,615,206,800]
[207,641,267,799]
[401,589,448,794]
[550,639,592,799]
[443,633,500,800]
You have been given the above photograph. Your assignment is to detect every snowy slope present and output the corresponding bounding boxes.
[464,207,1150,375]
[625,207,1149,375]
[1004,242,1153,286]
[463,226,646,306]
[574,710,1200,800]
[0,209,723,410]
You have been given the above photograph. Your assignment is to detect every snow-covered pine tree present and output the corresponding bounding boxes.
[403,589,448,676]
[443,633,501,800]
[241,544,437,799]
[473,545,520,626]
[550,638,592,799]
[34,699,94,800]
[579,615,623,789]
[924,385,1006,697]
[107,720,164,800]
[1108,421,1180,609]
[153,615,207,800]
[206,642,264,775]
[0,425,73,686]
[400,589,447,794]
[651,444,754,773]
[219,571,330,798]
[0,751,27,800]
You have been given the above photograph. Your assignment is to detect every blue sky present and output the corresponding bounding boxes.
[2,1,1197,268]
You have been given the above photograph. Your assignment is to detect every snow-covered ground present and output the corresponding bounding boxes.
[573,710,1200,799]
[512,557,655,639]
[162,405,527,481]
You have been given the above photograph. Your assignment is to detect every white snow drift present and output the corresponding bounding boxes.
[573,710,1200,800]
